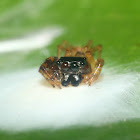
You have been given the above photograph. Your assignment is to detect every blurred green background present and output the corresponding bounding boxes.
[0,0,140,139]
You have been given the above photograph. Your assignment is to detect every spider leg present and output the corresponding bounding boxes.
[90,44,102,59]
[83,59,104,86]
[74,40,94,57]
[57,41,74,57]
[57,41,88,57]
[84,40,93,49]
[39,57,61,89]
[39,65,61,89]
[82,43,104,86]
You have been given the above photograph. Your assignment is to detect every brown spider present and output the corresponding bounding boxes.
[39,41,104,88]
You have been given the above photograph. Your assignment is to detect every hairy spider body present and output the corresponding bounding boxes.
[39,41,104,88]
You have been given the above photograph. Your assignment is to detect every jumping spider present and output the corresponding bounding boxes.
[39,41,104,88]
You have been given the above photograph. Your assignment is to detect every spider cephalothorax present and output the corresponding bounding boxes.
[39,41,104,88]
[56,57,91,87]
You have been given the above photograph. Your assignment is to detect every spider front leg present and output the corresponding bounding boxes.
[83,59,104,86]
[82,44,104,86]
[39,57,61,89]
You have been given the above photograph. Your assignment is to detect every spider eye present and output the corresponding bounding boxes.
[80,61,85,66]
[70,62,79,72]
[61,62,69,71]
[56,60,61,66]
[70,74,82,87]
[80,60,87,67]
[61,74,70,87]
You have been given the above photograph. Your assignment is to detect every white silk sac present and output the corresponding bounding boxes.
[0,67,140,131]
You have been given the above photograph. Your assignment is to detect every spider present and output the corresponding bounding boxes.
[39,40,104,88]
